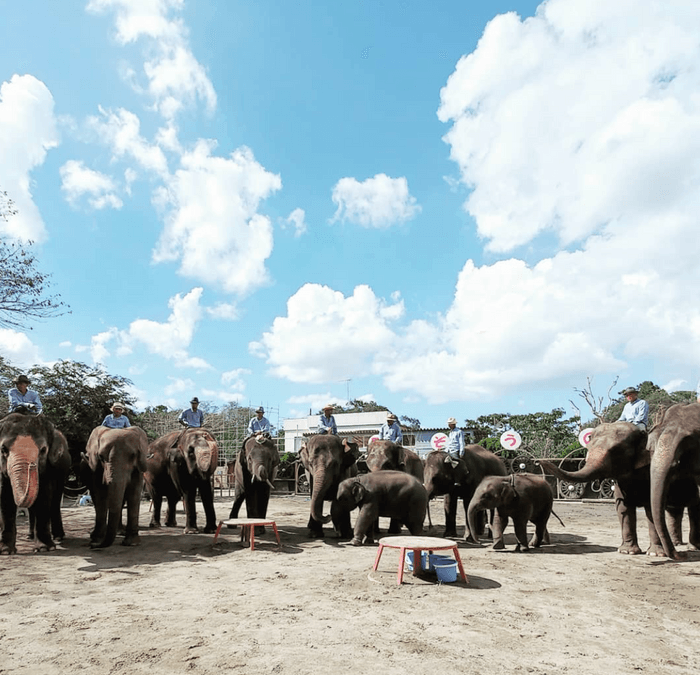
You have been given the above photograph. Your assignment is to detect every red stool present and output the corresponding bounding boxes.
[213,518,281,551]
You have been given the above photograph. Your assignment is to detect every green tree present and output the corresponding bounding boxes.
[1,189,69,329]
[334,399,389,414]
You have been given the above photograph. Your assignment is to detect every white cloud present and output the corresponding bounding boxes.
[286,393,348,418]
[251,284,404,383]
[206,302,239,321]
[164,376,195,396]
[661,379,687,393]
[0,75,59,242]
[331,173,420,229]
[60,160,123,210]
[283,208,307,237]
[201,389,246,404]
[87,0,216,119]
[0,329,46,368]
[152,142,282,295]
[221,368,250,391]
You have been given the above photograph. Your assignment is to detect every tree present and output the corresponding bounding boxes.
[0,188,69,329]
[29,360,135,462]
[333,399,389,414]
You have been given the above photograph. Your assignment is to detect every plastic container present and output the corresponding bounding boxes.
[405,551,432,571]
[434,561,459,583]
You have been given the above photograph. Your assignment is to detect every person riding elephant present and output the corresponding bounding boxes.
[467,473,560,552]
[423,445,507,542]
[82,425,149,548]
[145,427,219,534]
[7,374,43,415]
[228,433,280,533]
[300,433,360,538]
[538,420,700,557]
[365,438,426,534]
[377,413,403,444]
[0,413,69,553]
[649,402,700,560]
[335,471,428,546]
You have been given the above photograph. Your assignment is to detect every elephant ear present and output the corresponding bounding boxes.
[500,478,518,506]
[48,425,67,466]
[444,455,460,469]
[351,481,366,504]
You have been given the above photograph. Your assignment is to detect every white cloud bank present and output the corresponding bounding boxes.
[60,160,122,210]
[0,74,58,241]
[331,173,420,228]
[254,0,700,403]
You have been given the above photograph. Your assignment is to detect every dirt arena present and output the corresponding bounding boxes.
[1,494,699,675]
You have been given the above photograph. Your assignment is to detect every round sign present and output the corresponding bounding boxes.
[368,435,380,446]
[578,427,594,447]
[499,430,522,450]
[430,432,448,451]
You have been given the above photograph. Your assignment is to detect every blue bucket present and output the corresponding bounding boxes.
[405,551,432,571]
[434,560,459,583]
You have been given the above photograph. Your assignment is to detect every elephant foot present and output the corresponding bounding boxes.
[646,544,667,557]
[350,537,363,546]
[688,539,700,551]
[308,529,324,539]
[254,526,266,536]
[203,524,218,534]
[492,540,505,550]
[34,542,56,553]
[25,533,34,541]
[618,543,644,555]
[515,544,530,553]
[89,541,108,549]
[443,530,457,539]
[165,520,178,528]
[0,544,17,555]
[121,535,140,547]
[149,521,162,529]
[183,527,199,534]
[463,534,479,545]
[226,524,238,530]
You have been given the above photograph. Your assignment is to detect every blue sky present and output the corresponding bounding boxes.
[2,0,700,430]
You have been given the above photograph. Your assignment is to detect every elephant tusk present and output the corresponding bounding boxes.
[266,479,276,491]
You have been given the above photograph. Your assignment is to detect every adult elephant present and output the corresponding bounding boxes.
[423,445,506,542]
[0,413,70,554]
[649,403,700,560]
[538,421,700,556]
[365,439,426,534]
[228,434,280,531]
[300,434,360,538]
[145,427,219,534]
[83,425,148,548]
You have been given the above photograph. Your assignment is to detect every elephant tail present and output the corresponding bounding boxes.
[551,510,565,528]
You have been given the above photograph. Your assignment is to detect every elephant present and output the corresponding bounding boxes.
[538,421,700,557]
[83,425,148,548]
[0,413,70,554]
[335,471,428,546]
[365,439,427,534]
[299,434,360,538]
[649,403,700,560]
[423,445,507,542]
[144,427,219,534]
[467,473,556,552]
[228,434,280,533]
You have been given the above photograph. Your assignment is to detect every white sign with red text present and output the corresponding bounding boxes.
[499,430,522,450]
[430,432,448,451]
[578,428,594,448]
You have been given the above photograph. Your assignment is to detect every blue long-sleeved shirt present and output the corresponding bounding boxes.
[378,422,403,443]
[248,416,271,435]
[179,408,204,427]
[318,414,337,435]
[8,387,43,414]
[617,399,649,427]
[102,414,131,429]
[445,428,465,458]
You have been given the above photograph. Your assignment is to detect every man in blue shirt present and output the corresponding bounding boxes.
[617,387,649,431]
[378,413,403,444]
[179,397,204,427]
[8,374,43,414]
[318,404,337,435]
[102,403,131,428]
[247,406,271,437]
[445,417,464,459]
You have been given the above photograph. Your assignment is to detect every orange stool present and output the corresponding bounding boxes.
[213,518,281,551]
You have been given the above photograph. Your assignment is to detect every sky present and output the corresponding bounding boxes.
[1,0,700,430]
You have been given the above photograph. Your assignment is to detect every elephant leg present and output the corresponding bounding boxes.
[199,479,218,533]
[149,490,164,528]
[665,506,684,546]
[121,473,142,546]
[228,485,245,523]
[644,504,667,557]
[513,517,530,553]
[91,483,109,543]
[182,487,199,533]
[442,492,458,538]
[491,511,506,550]
[331,500,353,540]
[351,504,378,545]
[530,514,548,548]
[616,495,643,555]
[252,485,271,535]
[50,481,66,542]
[164,493,179,527]
[687,499,700,550]
[387,517,402,535]
[27,510,36,540]
[307,513,325,538]
[0,478,18,554]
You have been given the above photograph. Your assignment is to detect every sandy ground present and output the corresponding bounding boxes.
[1,492,699,675]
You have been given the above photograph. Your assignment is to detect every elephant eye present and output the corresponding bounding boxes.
[39,446,48,455]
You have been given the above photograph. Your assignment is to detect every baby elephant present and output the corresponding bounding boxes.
[335,471,428,546]
[467,473,556,552]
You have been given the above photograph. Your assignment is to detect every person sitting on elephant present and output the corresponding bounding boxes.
[247,406,271,439]
[102,402,131,429]
[8,374,43,415]
[179,397,204,428]
[617,387,649,431]
[318,404,337,435]
[445,417,464,459]
[378,413,402,444]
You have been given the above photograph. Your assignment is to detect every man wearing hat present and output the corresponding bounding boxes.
[318,404,337,435]
[378,412,403,444]
[247,406,271,438]
[102,402,131,429]
[8,374,43,415]
[178,397,204,428]
[617,387,649,431]
[445,417,464,459]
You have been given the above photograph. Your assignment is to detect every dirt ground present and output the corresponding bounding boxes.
[1,493,699,675]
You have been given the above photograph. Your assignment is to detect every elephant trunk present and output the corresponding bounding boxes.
[467,501,482,545]
[537,456,607,483]
[98,474,129,549]
[310,463,333,524]
[102,459,114,484]
[195,447,213,476]
[650,433,680,559]
[7,438,40,508]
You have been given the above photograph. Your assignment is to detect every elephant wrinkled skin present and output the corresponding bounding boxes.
[83,425,149,548]
[0,413,69,554]
[145,428,219,534]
